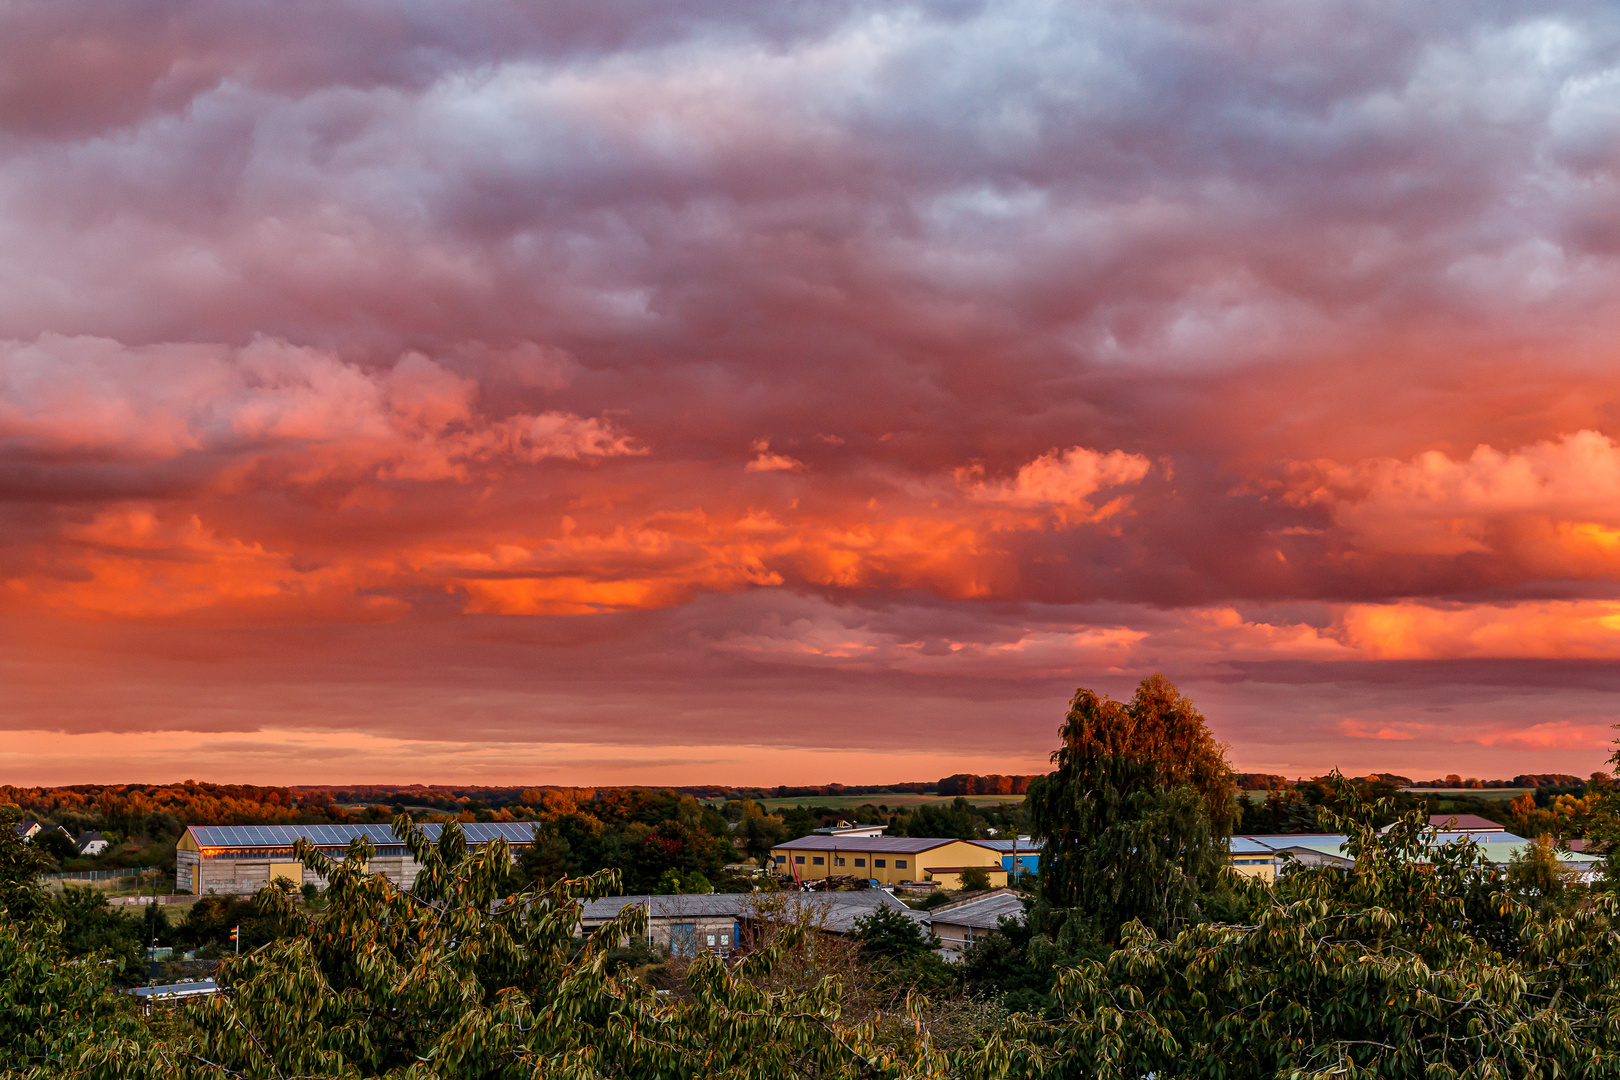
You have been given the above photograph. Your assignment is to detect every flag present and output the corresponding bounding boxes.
[229,926,239,942]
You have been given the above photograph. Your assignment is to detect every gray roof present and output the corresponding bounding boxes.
[976,839,1044,853]
[580,889,914,934]
[187,822,537,849]
[926,891,1026,931]
[129,980,218,1000]
[773,835,975,854]
[1234,830,1527,853]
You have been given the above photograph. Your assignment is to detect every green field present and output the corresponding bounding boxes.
[709,793,1025,812]
[1398,788,1531,802]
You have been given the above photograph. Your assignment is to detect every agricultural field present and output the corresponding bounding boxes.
[725,792,1026,812]
[1399,788,1532,802]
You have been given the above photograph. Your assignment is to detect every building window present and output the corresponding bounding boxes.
[720,934,729,945]
[707,935,716,947]
[795,856,805,864]
[854,858,865,867]
[896,860,907,869]
[835,858,845,866]
[776,855,786,863]
[874,859,886,868]
[812,857,824,865]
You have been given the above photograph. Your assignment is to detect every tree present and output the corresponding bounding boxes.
[35,828,80,864]
[997,779,1620,1078]
[904,797,984,840]
[738,804,788,862]
[1029,675,1234,939]
[851,903,956,994]
[0,805,48,923]
[958,865,992,892]
[1506,835,1577,913]
[53,887,143,983]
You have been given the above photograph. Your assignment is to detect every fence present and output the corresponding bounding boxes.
[43,866,162,886]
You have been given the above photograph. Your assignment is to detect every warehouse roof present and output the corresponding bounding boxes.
[1425,814,1504,832]
[975,839,1044,852]
[186,822,537,849]
[926,890,1026,931]
[772,835,984,854]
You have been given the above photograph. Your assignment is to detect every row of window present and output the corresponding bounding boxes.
[776,854,907,870]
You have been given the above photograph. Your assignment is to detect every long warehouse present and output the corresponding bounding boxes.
[176,822,537,895]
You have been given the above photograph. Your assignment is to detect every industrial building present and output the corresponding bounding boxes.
[1226,823,1599,881]
[579,889,917,956]
[926,889,1027,956]
[176,822,537,895]
[769,835,1007,889]
[976,838,1042,877]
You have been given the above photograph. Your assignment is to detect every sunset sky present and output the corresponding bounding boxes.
[4,1,1620,785]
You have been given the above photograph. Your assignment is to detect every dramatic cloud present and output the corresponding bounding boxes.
[3,0,1620,781]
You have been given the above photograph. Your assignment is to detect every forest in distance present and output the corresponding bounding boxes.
[6,674,1620,1078]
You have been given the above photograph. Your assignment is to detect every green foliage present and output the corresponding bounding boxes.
[960,899,1109,1017]
[84,816,967,1080]
[174,893,290,953]
[904,797,986,840]
[52,887,143,984]
[0,916,148,1077]
[34,828,80,864]
[1506,834,1580,913]
[0,806,48,923]
[520,789,740,893]
[958,865,993,893]
[655,868,714,894]
[852,904,957,995]
[1234,785,1318,833]
[1030,676,1234,940]
[999,778,1620,1078]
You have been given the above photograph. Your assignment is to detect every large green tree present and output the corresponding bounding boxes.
[997,780,1620,1079]
[1028,675,1235,939]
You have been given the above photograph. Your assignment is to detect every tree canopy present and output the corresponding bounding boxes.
[1028,675,1235,938]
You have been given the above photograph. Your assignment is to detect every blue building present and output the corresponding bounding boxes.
[977,838,1043,877]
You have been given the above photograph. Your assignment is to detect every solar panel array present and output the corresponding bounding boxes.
[189,821,539,849]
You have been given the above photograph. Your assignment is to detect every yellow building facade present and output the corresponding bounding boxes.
[769,836,1007,889]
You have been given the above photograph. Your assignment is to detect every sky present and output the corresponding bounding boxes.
[4,0,1620,785]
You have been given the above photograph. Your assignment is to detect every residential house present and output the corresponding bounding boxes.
[12,821,40,842]
[77,831,110,856]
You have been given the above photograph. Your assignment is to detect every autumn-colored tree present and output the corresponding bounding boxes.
[1028,675,1235,939]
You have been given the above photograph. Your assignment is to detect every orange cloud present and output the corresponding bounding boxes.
[1338,600,1620,660]
[1292,430,1620,562]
